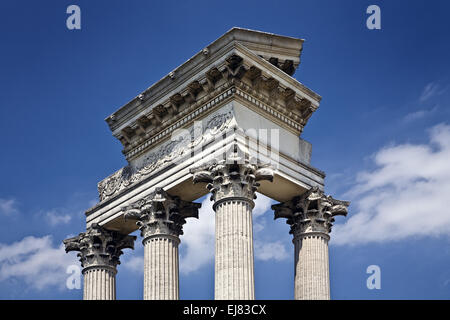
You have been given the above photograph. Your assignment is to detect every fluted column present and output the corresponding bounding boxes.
[63,224,136,300]
[191,155,273,300]
[123,187,200,300]
[83,267,117,300]
[143,234,180,300]
[293,232,330,299]
[272,187,349,300]
[214,198,255,300]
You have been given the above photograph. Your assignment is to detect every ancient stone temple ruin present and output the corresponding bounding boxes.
[63,27,349,300]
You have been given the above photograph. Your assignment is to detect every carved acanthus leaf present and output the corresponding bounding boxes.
[122,188,201,239]
[98,110,234,202]
[272,187,349,237]
[190,145,274,203]
[63,224,136,269]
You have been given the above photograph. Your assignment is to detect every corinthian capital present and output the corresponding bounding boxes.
[190,157,273,205]
[272,187,349,238]
[63,224,136,270]
[122,188,201,240]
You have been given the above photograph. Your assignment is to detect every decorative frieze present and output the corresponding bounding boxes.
[96,51,321,203]
[97,108,234,201]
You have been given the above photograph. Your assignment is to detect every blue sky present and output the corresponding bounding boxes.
[0,0,449,299]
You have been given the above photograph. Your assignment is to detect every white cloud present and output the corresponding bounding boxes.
[179,196,215,274]
[254,240,289,261]
[0,235,79,290]
[0,198,18,215]
[253,193,273,217]
[332,123,450,245]
[45,210,72,226]
[403,110,427,122]
[123,256,144,273]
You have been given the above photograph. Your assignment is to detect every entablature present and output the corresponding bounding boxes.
[105,28,321,163]
[113,46,321,162]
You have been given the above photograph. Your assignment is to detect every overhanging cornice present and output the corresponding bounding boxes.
[104,28,321,161]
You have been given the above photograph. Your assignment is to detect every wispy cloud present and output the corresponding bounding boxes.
[44,210,72,226]
[254,240,288,261]
[420,82,445,102]
[179,196,215,274]
[123,256,144,273]
[332,123,450,245]
[253,193,273,217]
[0,235,79,290]
[0,198,18,216]
[402,105,439,123]
[122,238,143,273]
[403,109,427,122]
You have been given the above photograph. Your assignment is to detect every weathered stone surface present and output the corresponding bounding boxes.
[272,187,349,300]
[191,153,273,300]
[63,224,136,300]
[123,187,200,239]
[65,28,341,301]
[122,188,200,300]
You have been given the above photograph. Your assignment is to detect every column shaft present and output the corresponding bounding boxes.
[272,187,349,300]
[215,199,254,300]
[143,235,180,300]
[123,188,199,301]
[190,157,273,300]
[294,234,330,300]
[83,267,116,300]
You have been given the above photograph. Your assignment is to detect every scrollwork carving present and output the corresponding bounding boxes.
[63,224,136,270]
[122,188,200,240]
[272,187,349,238]
[190,145,274,205]
[98,110,234,202]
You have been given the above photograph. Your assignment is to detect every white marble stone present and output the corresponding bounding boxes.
[65,28,350,301]
[122,188,200,300]
[294,234,330,300]
[272,187,349,300]
[191,155,273,300]
[63,224,135,300]
[215,200,255,300]
[143,236,180,300]
[83,267,116,300]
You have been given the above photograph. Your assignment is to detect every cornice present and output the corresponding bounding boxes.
[115,48,321,162]
[105,28,305,132]
[104,30,321,163]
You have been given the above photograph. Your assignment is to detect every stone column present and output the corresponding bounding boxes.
[123,188,200,300]
[272,187,349,300]
[63,224,136,300]
[191,158,273,300]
